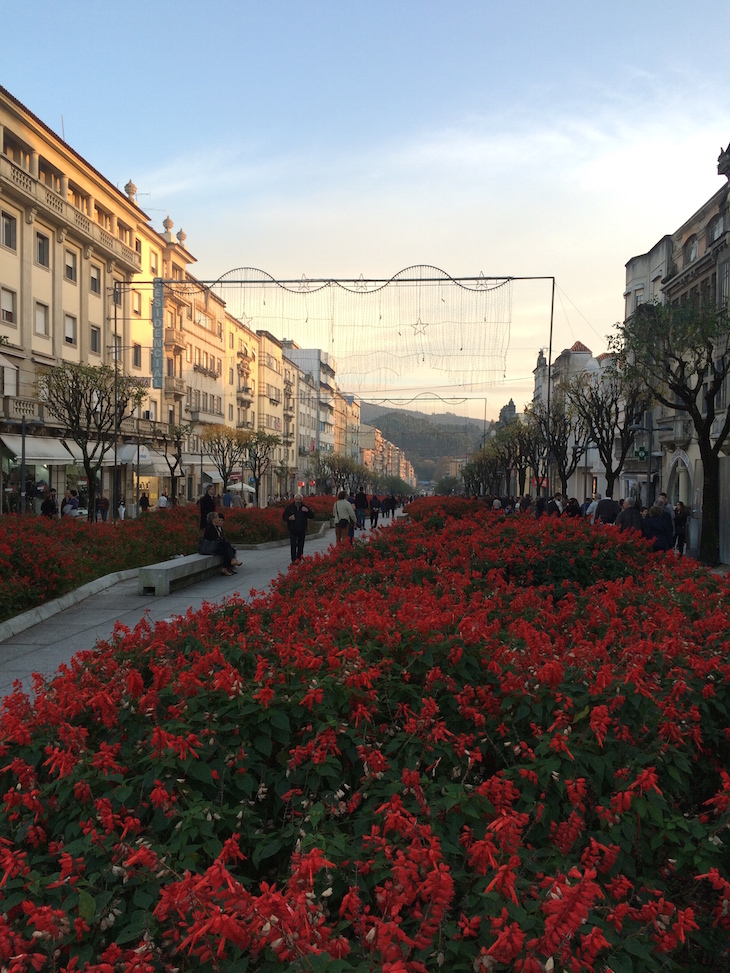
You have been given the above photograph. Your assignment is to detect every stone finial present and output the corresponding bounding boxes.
[176,228,187,245]
[124,179,137,200]
[718,143,730,180]
[163,215,174,232]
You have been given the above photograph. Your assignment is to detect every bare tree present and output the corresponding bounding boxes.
[566,361,647,498]
[526,392,589,497]
[158,422,195,504]
[35,362,147,522]
[200,425,252,494]
[243,432,282,506]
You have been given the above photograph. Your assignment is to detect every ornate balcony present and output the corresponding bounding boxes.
[163,376,185,398]
[237,386,253,407]
[656,416,692,449]
[164,328,185,353]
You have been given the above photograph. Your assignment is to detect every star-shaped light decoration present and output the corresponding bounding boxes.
[475,271,489,288]
[354,273,368,292]
[412,317,428,335]
[239,311,253,329]
[298,274,311,292]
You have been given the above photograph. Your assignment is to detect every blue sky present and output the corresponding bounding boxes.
[4,0,730,418]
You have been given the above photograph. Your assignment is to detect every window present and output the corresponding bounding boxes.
[709,215,725,244]
[186,343,192,363]
[1,287,16,324]
[64,314,77,345]
[684,236,698,267]
[135,237,142,254]
[229,367,234,385]
[36,232,50,267]
[150,251,158,275]
[720,262,730,307]
[229,333,234,349]
[133,291,141,315]
[229,404,233,421]
[194,347,200,366]
[1,211,17,250]
[90,325,101,354]
[202,392,208,412]
[90,265,101,294]
[133,343,142,368]
[35,302,49,336]
[167,357,174,377]
[65,250,77,282]
[112,285,122,306]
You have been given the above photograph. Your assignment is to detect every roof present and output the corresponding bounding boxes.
[596,352,613,362]
[569,341,592,354]
[1,85,151,222]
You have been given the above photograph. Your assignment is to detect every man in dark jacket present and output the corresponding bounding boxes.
[282,493,314,562]
[615,498,643,533]
[594,493,621,525]
[354,487,368,529]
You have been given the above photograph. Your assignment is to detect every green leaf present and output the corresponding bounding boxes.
[252,838,282,869]
[186,760,214,785]
[78,890,96,921]
[114,909,150,945]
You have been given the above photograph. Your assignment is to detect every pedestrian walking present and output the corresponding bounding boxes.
[199,484,216,530]
[118,495,126,520]
[333,490,357,545]
[354,487,368,530]
[674,501,689,557]
[369,493,381,528]
[282,493,314,563]
[40,489,58,519]
[139,492,150,513]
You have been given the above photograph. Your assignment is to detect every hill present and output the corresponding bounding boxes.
[360,404,487,480]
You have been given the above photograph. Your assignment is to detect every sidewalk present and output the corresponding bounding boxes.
[0,518,396,699]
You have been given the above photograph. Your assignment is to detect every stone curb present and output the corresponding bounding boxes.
[0,522,332,644]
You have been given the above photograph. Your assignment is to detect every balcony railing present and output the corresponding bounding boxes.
[237,386,253,405]
[0,155,141,273]
[236,419,255,430]
[656,417,692,448]
[163,376,186,397]
[164,328,185,352]
[1,396,42,421]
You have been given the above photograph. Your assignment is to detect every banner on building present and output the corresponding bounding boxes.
[151,278,164,390]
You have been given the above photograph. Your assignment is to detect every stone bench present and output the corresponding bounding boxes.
[137,553,223,597]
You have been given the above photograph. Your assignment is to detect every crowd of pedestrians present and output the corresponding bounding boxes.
[480,489,689,556]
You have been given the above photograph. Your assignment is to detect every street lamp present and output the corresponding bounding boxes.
[629,410,657,508]
[8,415,45,514]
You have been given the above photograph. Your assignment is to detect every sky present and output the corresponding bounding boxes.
[4,0,730,421]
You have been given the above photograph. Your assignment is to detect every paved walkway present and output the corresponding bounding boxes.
[0,518,396,699]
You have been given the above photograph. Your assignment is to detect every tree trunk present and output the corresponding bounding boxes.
[699,444,721,565]
[604,468,617,498]
[85,461,97,523]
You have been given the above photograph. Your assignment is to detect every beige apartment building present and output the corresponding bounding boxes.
[0,84,264,512]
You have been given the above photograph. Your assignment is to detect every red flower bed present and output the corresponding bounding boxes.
[1,507,729,971]
[0,502,333,623]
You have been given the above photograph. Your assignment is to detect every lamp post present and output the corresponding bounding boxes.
[630,410,655,508]
[10,415,44,514]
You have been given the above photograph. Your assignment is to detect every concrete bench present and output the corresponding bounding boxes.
[138,553,223,597]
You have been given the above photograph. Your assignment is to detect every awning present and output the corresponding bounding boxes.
[58,440,117,467]
[117,444,177,477]
[0,434,77,465]
[228,482,256,494]
[0,354,17,369]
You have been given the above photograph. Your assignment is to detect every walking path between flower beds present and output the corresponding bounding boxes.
[0,515,402,699]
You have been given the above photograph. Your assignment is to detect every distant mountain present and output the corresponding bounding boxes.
[360,404,487,480]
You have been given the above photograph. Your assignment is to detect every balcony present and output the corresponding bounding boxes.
[656,416,692,449]
[193,363,218,379]
[236,419,255,430]
[164,327,185,353]
[283,397,295,416]
[1,396,43,421]
[0,155,141,274]
[237,386,253,406]
[164,376,186,398]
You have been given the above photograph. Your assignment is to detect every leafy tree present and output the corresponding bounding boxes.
[35,362,147,522]
[526,392,589,497]
[566,360,647,499]
[461,446,503,497]
[200,425,252,494]
[612,300,730,564]
[434,474,462,495]
[243,431,282,506]
[158,422,195,504]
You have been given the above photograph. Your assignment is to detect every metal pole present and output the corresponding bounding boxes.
[20,414,26,515]
[583,445,589,516]
[545,277,556,498]
[113,282,119,522]
[646,409,653,508]
[136,436,141,513]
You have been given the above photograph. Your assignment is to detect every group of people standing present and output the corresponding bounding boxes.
[492,489,689,556]
[332,488,399,546]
